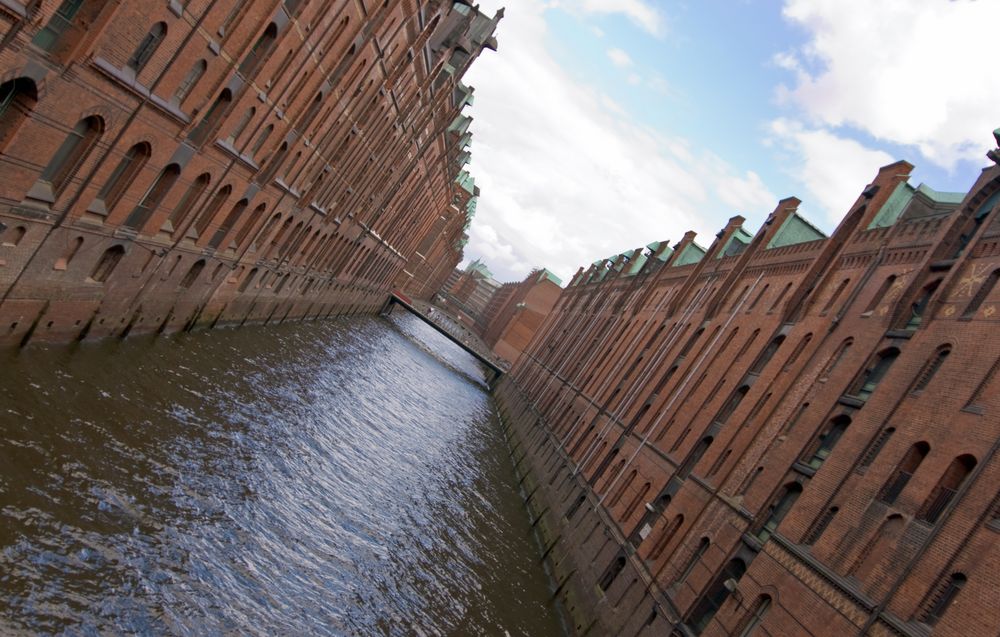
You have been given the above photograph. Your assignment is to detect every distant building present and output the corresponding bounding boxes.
[480,268,563,364]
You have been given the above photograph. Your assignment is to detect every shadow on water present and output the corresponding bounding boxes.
[0,315,563,636]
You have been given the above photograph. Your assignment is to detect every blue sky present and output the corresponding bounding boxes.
[461,0,998,283]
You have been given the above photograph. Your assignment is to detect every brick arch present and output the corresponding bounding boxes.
[0,64,47,99]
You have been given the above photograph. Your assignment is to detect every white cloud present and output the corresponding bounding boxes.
[607,47,633,68]
[777,0,1000,169]
[558,0,667,37]
[766,118,895,227]
[626,72,642,86]
[462,0,777,282]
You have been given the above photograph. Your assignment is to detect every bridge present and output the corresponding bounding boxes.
[381,292,506,381]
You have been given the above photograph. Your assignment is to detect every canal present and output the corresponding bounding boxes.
[0,314,563,636]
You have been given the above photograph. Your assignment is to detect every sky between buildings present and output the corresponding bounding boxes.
[459,0,1000,284]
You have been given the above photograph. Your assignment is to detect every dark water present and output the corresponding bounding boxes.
[0,314,562,636]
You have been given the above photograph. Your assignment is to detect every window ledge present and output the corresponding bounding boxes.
[214,138,260,171]
[92,57,191,125]
[0,0,27,18]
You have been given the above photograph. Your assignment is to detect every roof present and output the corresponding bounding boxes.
[536,268,563,286]
[717,227,754,258]
[673,241,706,266]
[768,212,828,248]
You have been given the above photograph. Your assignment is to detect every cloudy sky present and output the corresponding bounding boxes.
[457,0,999,284]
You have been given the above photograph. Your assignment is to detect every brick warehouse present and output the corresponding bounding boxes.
[0,0,499,347]
[494,135,1000,636]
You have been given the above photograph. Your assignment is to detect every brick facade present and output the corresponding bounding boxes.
[0,0,498,348]
[498,143,1000,636]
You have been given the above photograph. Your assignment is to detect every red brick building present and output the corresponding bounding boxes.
[495,137,1000,636]
[0,0,499,347]
[479,267,561,364]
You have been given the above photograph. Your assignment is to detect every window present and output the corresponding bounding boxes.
[821,278,850,315]
[37,115,103,197]
[877,442,929,504]
[208,198,248,249]
[782,333,812,371]
[174,59,206,103]
[1,225,26,246]
[228,107,256,144]
[123,163,180,232]
[95,142,150,213]
[905,280,941,330]
[917,455,976,524]
[250,124,274,155]
[623,482,651,520]
[804,415,850,470]
[234,203,266,248]
[912,347,950,393]
[238,267,258,293]
[598,554,626,592]
[89,245,125,283]
[679,537,710,583]
[965,355,1000,411]
[851,514,903,579]
[963,268,1000,318]
[921,573,966,626]
[735,595,771,637]
[747,283,769,311]
[865,275,897,313]
[804,506,838,545]
[822,338,853,380]
[127,22,167,73]
[189,89,232,145]
[53,236,83,270]
[239,23,278,79]
[678,436,713,479]
[687,558,747,635]
[179,259,205,288]
[715,386,748,425]
[649,514,684,560]
[749,335,785,374]
[165,172,210,236]
[0,77,38,153]
[193,185,231,238]
[756,482,802,542]
[854,347,900,400]
[768,282,793,313]
[32,0,87,53]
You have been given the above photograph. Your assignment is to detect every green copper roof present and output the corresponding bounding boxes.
[673,242,706,267]
[768,212,828,248]
[626,252,648,276]
[916,184,965,205]
[867,181,913,229]
[717,227,754,258]
[536,269,563,286]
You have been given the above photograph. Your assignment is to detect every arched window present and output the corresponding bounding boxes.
[89,245,125,283]
[804,415,851,470]
[715,386,748,425]
[756,482,802,542]
[749,335,785,374]
[687,558,747,635]
[234,203,267,248]
[679,537,710,583]
[855,347,900,400]
[963,268,1000,318]
[259,141,288,184]
[228,106,255,143]
[251,124,274,155]
[165,172,210,236]
[189,89,231,145]
[729,285,750,312]
[921,573,967,626]
[865,275,897,313]
[746,283,769,311]
[565,493,586,520]
[917,455,976,524]
[965,354,1000,411]
[678,436,713,479]
[128,22,167,73]
[851,514,903,579]
[0,77,38,153]
[623,482,651,520]
[238,267,258,293]
[768,282,793,313]
[297,92,324,135]
[239,22,278,78]
[912,347,950,393]
[179,259,205,288]
[32,0,92,53]
[649,513,684,560]
[735,594,772,637]
[174,59,206,103]
[598,554,626,592]
[54,236,84,270]
[95,142,150,213]
[782,333,812,371]
[608,469,637,507]
[804,506,838,545]
[877,441,929,504]
[193,185,231,238]
[905,280,941,330]
[821,337,853,380]
[209,198,248,249]
[37,115,104,197]
[820,278,850,315]
[123,163,180,231]
[0,225,26,246]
